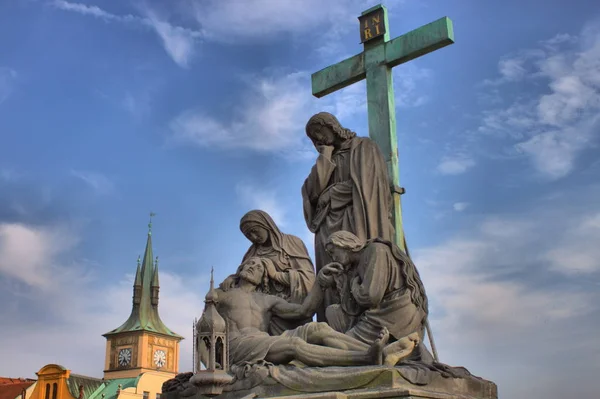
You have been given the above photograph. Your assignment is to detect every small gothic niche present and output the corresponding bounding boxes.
[190,269,233,396]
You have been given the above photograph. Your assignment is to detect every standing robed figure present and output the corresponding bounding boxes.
[301,112,395,322]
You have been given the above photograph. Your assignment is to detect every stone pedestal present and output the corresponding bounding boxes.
[163,365,497,399]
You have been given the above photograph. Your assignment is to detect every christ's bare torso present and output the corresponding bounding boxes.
[215,288,275,335]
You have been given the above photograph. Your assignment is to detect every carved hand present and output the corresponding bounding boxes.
[317,262,344,288]
[316,145,335,159]
[263,259,278,278]
[219,275,236,291]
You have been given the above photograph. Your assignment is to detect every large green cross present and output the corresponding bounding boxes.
[311,4,454,253]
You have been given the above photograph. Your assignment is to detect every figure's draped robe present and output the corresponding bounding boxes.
[344,241,426,344]
[302,137,395,322]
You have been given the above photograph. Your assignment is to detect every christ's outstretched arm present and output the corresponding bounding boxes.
[270,283,324,319]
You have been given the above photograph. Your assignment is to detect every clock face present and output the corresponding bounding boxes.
[118,348,132,367]
[153,350,166,368]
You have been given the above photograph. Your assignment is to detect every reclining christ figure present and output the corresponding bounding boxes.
[212,257,419,368]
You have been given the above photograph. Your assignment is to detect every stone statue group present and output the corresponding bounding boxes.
[201,112,434,371]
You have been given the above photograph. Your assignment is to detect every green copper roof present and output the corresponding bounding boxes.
[151,258,159,287]
[65,374,105,399]
[103,223,182,339]
[134,262,142,287]
[87,378,139,399]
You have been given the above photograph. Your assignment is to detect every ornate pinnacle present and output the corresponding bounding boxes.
[205,267,217,303]
[148,212,156,235]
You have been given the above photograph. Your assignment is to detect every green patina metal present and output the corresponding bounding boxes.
[87,377,139,399]
[311,5,454,252]
[65,374,105,399]
[152,257,160,288]
[103,220,182,339]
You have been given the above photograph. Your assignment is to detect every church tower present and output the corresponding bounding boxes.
[103,215,183,380]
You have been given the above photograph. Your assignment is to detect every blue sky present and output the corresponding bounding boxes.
[1,0,599,398]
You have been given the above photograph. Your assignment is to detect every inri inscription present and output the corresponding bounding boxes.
[359,7,386,43]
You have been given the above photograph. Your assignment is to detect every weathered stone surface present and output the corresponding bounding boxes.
[162,365,497,399]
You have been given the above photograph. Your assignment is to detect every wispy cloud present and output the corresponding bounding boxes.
[0,220,206,377]
[169,71,317,156]
[187,0,371,43]
[51,1,202,68]
[481,50,545,86]
[0,222,79,290]
[0,67,17,105]
[70,170,115,195]
[235,183,287,227]
[545,212,600,275]
[51,1,411,70]
[169,62,432,157]
[138,7,202,68]
[121,91,151,119]
[478,21,600,179]
[436,154,475,175]
[414,200,600,398]
[394,64,432,108]
[51,0,140,23]
[453,202,469,212]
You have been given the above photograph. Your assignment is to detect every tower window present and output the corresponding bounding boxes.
[45,384,50,399]
[142,392,149,399]
[52,383,57,399]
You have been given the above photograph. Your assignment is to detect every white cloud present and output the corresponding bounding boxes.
[0,221,207,378]
[70,170,115,195]
[0,67,17,104]
[169,62,432,156]
[413,206,600,398]
[436,154,475,175]
[0,223,78,290]
[235,183,287,227]
[515,115,599,179]
[51,0,139,23]
[51,0,390,68]
[51,1,201,68]
[479,23,600,179]
[169,71,317,156]
[121,91,151,118]
[187,0,371,43]
[482,50,545,86]
[545,212,600,275]
[394,65,432,108]
[139,8,202,68]
[453,202,469,212]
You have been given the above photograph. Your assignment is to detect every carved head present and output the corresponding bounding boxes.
[238,257,266,287]
[326,231,365,265]
[241,222,269,245]
[240,210,276,246]
[306,112,357,147]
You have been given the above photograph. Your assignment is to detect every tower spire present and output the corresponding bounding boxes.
[104,214,182,340]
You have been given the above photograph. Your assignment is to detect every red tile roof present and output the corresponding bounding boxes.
[0,378,36,399]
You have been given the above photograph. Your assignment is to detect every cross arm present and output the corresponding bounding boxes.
[385,17,454,68]
[311,53,366,98]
